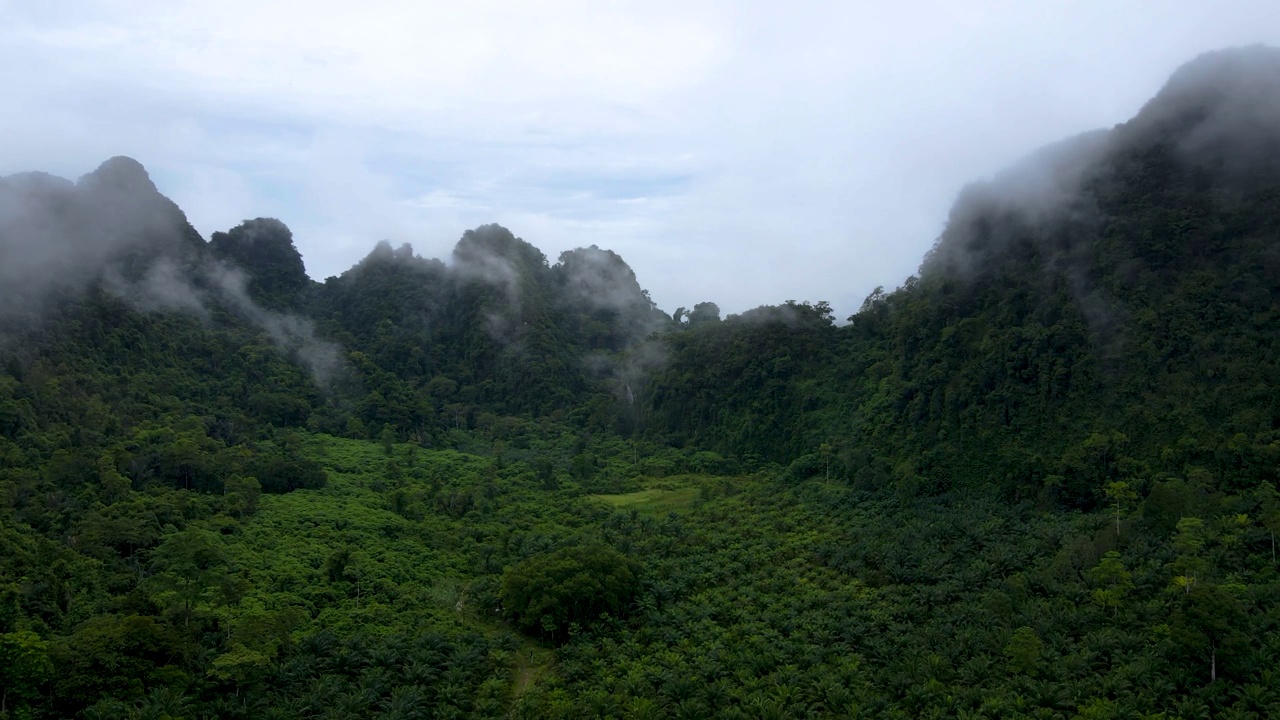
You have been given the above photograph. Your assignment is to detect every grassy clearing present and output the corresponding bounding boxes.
[588,483,701,515]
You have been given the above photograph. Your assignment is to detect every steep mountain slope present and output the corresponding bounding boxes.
[209,218,313,311]
[0,157,205,325]
[646,46,1280,509]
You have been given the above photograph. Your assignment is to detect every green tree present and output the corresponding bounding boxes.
[1104,480,1138,537]
[147,529,240,629]
[1170,517,1208,594]
[1003,626,1043,675]
[223,474,262,517]
[98,451,132,504]
[501,544,641,641]
[535,457,557,490]
[1088,551,1134,617]
[687,302,721,326]
[1170,585,1247,683]
[380,424,396,455]
[1254,483,1280,564]
[0,630,53,715]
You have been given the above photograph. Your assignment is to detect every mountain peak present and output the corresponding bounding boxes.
[79,155,158,195]
[209,218,311,309]
[1125,45,1280,174]
[924,45,1280,281]
[1153,44,1280,109]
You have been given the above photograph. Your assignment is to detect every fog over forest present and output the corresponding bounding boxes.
[3,33,1280,720]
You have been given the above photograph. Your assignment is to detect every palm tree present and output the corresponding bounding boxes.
[343,685,381,716]
[400,660,438,688]
[358,666,393,698]
[378,685,428,720]
[300,676,343,717]
[672,698,709,720]
[135,686,193,720]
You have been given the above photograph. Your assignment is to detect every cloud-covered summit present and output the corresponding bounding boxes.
[210,217,312,310]
[0,156,201,316]
[0,157,341,383]
[1126,44,1280,179]
[921,44,1280,281]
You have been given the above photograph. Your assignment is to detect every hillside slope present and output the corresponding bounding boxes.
[646,46,1280,509]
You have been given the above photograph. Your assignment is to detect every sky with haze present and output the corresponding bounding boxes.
[2,1,1278,317]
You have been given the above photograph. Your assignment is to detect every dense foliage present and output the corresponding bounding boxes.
[501,544,641,640]
[2,45,1280,718]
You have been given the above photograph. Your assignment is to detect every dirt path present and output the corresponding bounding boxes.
[512,644,551,701]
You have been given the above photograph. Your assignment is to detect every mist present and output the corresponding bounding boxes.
[895,46,1280,365]
[1125,46,1280,169]
[553,245,669,345]
[912,46,1280,288]
[0,158,196,315]
[0,157,343,385]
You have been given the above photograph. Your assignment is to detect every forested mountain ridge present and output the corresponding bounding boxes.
[2,46,1279,719]
[854,44,1280,505]
[646,45,1280,507]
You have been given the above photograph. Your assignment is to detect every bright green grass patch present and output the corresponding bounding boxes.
[588,485,700,515]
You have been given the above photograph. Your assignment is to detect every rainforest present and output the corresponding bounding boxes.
[2,47,1280,719]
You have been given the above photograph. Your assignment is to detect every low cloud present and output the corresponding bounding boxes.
[0,157,344,385]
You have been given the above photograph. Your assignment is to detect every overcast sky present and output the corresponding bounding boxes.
[2,2,1277,317]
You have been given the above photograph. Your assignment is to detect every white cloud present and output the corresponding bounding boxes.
[1,0,1278,315]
